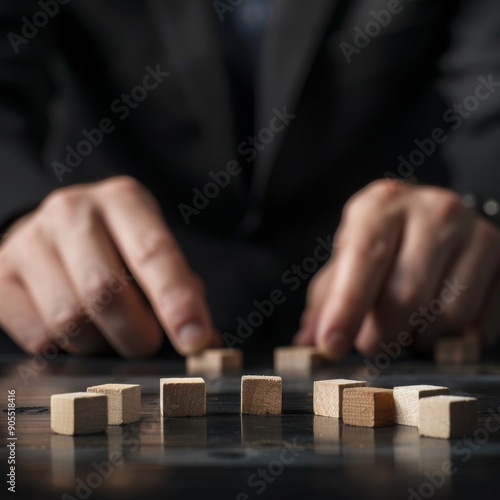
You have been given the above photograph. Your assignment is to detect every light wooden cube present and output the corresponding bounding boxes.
[342,387,394,427]
[160,377,206,417]
[51,392,107,436]
[274,346,324,375]
[186,349,243,377]
[241,375,282,415]
[434,337,481,365]
[419,395,478,439]
[394,385,449,427]
[87,384,141,425]
[313,379,367,418]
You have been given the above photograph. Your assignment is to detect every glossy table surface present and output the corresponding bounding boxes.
[1,354,500,500]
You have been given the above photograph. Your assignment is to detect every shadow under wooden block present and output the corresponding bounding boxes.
[241,415,283,447]
[274,346,326,377]
[434,337,481,365]
[313,415,341,452]
[186,349,243,377]
[162,418,207,447]
[50,434,109,489]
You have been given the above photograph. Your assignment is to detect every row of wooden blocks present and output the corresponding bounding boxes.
[51,376,478,440]
[50,375,282,436]
[313,379,478,439]
[185,340,481,379]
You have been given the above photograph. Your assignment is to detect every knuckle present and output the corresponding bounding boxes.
[100,176,143,198]
[42,188,86,217]
[367,179,407,201]
[392,283,425,310]
[427,191,464,226]
[133,231,176,266]
[442,300,476,328]
[47,307,79,334]
[158,285,198,320]
[81,272,110,299]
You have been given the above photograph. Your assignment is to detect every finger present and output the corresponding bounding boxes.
[39,192,163,358]
[0,270,50,354]
[437,218,500,333]
[94,177,216,355]
[315,187,405,360]
[293,262,334,346]
[355,196,473,356]
[474,276,500,346]
[6,224,107,354]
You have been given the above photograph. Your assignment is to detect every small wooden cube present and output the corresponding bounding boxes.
[87,384,141,425]
[51,392,107,436]
[313,379,367,418]
[342,387,394,427]
[419,395,478,439]
[394,385,449,427]
[241,375,282,415]
[160,377,206,417]
[434,337,481,365]
[186,349,243,377]
[274,347,324,375]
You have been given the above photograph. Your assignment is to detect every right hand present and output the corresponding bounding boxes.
[0,176,219,357]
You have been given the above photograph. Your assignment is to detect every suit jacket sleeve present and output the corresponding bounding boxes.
[0,1,60,233]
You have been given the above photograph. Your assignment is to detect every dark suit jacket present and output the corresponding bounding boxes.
[1,0,499,351]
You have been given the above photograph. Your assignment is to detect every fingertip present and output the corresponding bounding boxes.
[176,323,212,355]
[318,331,351,361]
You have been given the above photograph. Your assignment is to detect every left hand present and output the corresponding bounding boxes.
[294,180,500,359]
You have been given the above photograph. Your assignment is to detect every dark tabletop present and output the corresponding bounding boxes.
[1,354,500,500]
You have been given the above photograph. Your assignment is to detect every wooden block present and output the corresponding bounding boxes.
[186,349,243,377]
[51,392,107,436]
[313,379,367,418]
[241,375,282,415]
[160,377,206,417]
[274,346,324,375]
[394,385,449,427]
[87,383,141,425]
[419,395,478,439]
[342,387,394,427]
[434,336,481,365]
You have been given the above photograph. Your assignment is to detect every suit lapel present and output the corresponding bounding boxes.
[251,0,338,202]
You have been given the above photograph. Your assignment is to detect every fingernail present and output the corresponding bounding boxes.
[178,324,207,354]
[324,332,349,359]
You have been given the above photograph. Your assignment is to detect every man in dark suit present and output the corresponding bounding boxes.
[0,0,499,359]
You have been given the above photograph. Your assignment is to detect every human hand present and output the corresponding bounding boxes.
[0,176,219,357]
[295,180,500,359]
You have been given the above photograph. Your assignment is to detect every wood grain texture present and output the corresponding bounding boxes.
[434,337,481,365]
[160,377,206,417]
[342,387,394,427]
[241,375,282,415]
[313,379,367,418]
[87,383,141,425]
[394,385,449,427]
[50,392,107,436]
[186,349,243,377]
[419,395,478,439]
[274,346,324,375]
